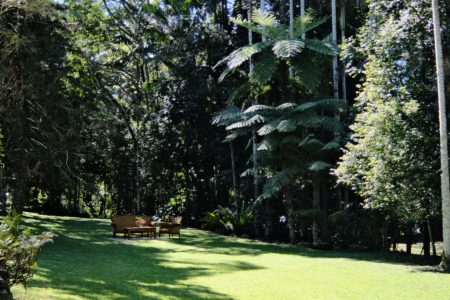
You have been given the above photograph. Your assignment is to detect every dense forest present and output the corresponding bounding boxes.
[1,0,450,260]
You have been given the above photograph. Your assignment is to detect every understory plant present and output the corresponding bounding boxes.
[202,205,254,236]
[0,212,54,292]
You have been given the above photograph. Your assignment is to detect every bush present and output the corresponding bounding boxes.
[0,212,54,290]
[202,205,253,236]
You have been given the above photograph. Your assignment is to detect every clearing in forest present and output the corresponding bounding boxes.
[12,213,450,300]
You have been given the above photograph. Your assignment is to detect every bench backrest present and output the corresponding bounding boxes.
[111,215,151,231]
[171,216,182,225]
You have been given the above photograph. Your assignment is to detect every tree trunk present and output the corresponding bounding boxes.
[422,222,430,257]
[135,146,141,214]
[300,0,305,39]
[312,173,321,245]
[427,219,437,256]
[431,0,450,268]
[229,141,238,207]
[406,224,413,255]
[331,0,339,100]
[12,149,28,214]
[285,184,297,244]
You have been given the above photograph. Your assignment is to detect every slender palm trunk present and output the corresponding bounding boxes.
[431,0,450,268]
[288,0,294,80]
[332,0,339,100]
[300,0,305,39]
[312,173,321,245]
[285,184,296,244]
[229,141,238,207]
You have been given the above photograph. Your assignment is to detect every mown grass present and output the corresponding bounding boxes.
[11,213,450,299]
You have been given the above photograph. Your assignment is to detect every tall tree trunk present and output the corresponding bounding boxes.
[312,173,321,245]
[427,219,437,256]
[0,167,6,216]
[406,224,413,255]
[331,0,339,100]
[285,184,297,244]
[12,153,28,214]
[229,142,238,207]
[431,0,450,268]
[300,0,305,39]
[135,147,141,213]
[423,222,431,257]
[288,0,294,80]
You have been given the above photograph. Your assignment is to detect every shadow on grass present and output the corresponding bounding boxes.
[19,212,446,300]
[170,229,442,268]
[20,213,260,299]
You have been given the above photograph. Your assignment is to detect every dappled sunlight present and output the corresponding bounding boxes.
[11,213,450,299]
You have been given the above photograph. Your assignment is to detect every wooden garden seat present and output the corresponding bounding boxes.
[111,215,151,238]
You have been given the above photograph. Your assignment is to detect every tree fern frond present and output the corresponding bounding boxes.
[250,51,277,85]
[258,118,282,136]
[272,39,305,58]
[230,17,265,36]
[244,104,274,114]
[276,102,297,110]
[215,41,269,71]
[295,98,342,112]
[304,39,337,56]
[294,15,328,37]
[320,116,343,133]
[308,161,333,171]
[252,10,279,28]
[212,105,242,126]
[259,171,291,199]
[298,135,324,148]
[281,135,304,144]
[276,119,297,132]
[228,82,250,104]
[226,114,265,130]
[320,138,341,151]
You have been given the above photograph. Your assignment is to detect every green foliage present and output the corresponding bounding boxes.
[215,10,337,85]
[328,209,386,249]
[335,0,443,223]
[0,211,54,287]
[202,205,254,235]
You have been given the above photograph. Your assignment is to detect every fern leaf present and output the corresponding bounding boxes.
[212,106,242,126]
[276,119,297,132]
[276,102,297,110]
[308,161,333,171]
[226,114,265,130]
[272,39,305,58]
[304,39,337,56]
[244,104,273,114]
[250,51,277,85]
[294,15,328,37]
[252,10,279,27]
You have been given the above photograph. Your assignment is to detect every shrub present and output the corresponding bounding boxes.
[0,212,54,289]
[202,205,253,236]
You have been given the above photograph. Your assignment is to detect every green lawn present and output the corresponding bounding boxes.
[11,213,450,300]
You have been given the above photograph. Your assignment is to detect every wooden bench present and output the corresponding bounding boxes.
[124,226,156,239]
[111,215,151,238]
